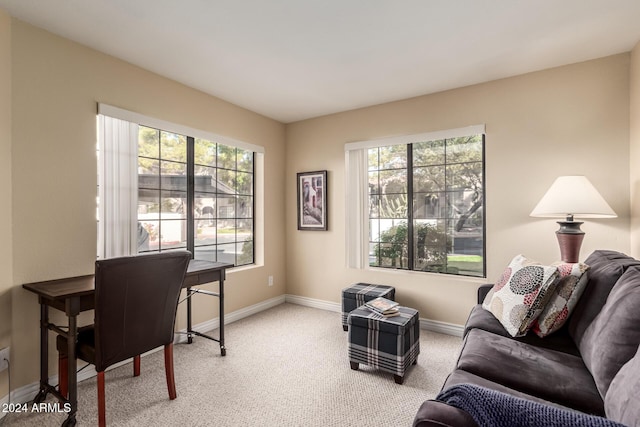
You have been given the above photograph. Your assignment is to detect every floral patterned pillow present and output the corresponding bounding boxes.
[482,254,559,337]
[531,262,590,337]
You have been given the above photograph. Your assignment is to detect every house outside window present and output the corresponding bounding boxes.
[136,126,255,266]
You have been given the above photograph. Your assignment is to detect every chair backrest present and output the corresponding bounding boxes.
[93,251,191,372]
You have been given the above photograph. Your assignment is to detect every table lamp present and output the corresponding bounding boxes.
[530,175,617,263]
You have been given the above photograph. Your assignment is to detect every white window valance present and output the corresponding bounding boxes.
[344,125,485,152]
[98,103,265,154]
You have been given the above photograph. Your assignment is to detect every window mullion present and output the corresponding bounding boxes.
[481,134,487,276]
[443,139,448,272]
[187,136,195,257]
[251,152,256,264]
[407,144,414,270]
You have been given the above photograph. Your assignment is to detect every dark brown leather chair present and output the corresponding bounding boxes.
[57,251,191,427]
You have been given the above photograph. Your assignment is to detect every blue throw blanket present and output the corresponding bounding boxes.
[436,384,626,427]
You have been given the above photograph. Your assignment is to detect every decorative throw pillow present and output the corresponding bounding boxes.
[482,254,559,337]
[532,262,589,338]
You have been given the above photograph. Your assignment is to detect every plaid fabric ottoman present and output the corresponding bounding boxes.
[348,305,420,384]
[341,283,395,331]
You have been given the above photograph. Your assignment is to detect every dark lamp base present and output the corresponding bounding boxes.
[556,221,585,263]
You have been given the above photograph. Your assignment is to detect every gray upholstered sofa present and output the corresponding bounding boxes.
[413,250,640,427]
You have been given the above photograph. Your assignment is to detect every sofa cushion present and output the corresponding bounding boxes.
[532,262,590,338]
[456,328,603,415]
[579,265,640,398]
[605,344,640,426]
[464,305,580,355]
[482,254,559,337]
[569,250,640,347]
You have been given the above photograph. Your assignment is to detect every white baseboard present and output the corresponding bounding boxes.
[174,294,286,343]
[285,294,464,337]
[285,294,341,312]
[419,318,464,337]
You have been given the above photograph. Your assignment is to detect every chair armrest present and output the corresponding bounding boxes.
[477,284,493,304]
[413,400,478,427]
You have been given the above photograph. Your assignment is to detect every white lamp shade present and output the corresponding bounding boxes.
[530,175,617,219]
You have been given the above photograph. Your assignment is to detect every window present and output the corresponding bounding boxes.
[345,126,485,277]
[137,127,254,266]
[98,104,262,267]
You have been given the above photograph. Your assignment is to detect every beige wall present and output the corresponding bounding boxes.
[630,41,640,257]
[10,20,286,388]
[0,8,12,403]
[285,54,631,326]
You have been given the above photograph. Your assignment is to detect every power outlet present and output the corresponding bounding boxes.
[268,275,274,287]
[0,347,9,371]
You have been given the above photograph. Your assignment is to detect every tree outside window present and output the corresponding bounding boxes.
[368,135,485,277]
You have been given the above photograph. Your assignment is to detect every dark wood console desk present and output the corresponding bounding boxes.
[22,259,232,427]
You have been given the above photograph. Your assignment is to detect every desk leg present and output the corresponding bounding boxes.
[33,303,49,404]
[219,279,225,356]
[186,287,193,344]
[63,299,79,426]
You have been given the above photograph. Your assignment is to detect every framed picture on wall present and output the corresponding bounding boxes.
[297,170,328,231]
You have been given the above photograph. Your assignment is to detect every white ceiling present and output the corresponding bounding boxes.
[2,1,640,123]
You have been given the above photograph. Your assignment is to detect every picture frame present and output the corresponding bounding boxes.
[297,170,328,231]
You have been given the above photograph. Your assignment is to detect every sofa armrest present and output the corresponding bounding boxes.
[413,400,478,427]
[477,284,493,304]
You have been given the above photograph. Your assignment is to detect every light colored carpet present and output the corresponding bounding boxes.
[4,303,462,426]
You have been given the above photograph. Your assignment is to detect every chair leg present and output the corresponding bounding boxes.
[164,343,177,400]
[97,371,106,427]
[133,355,141,377]
[58,353,68,398]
